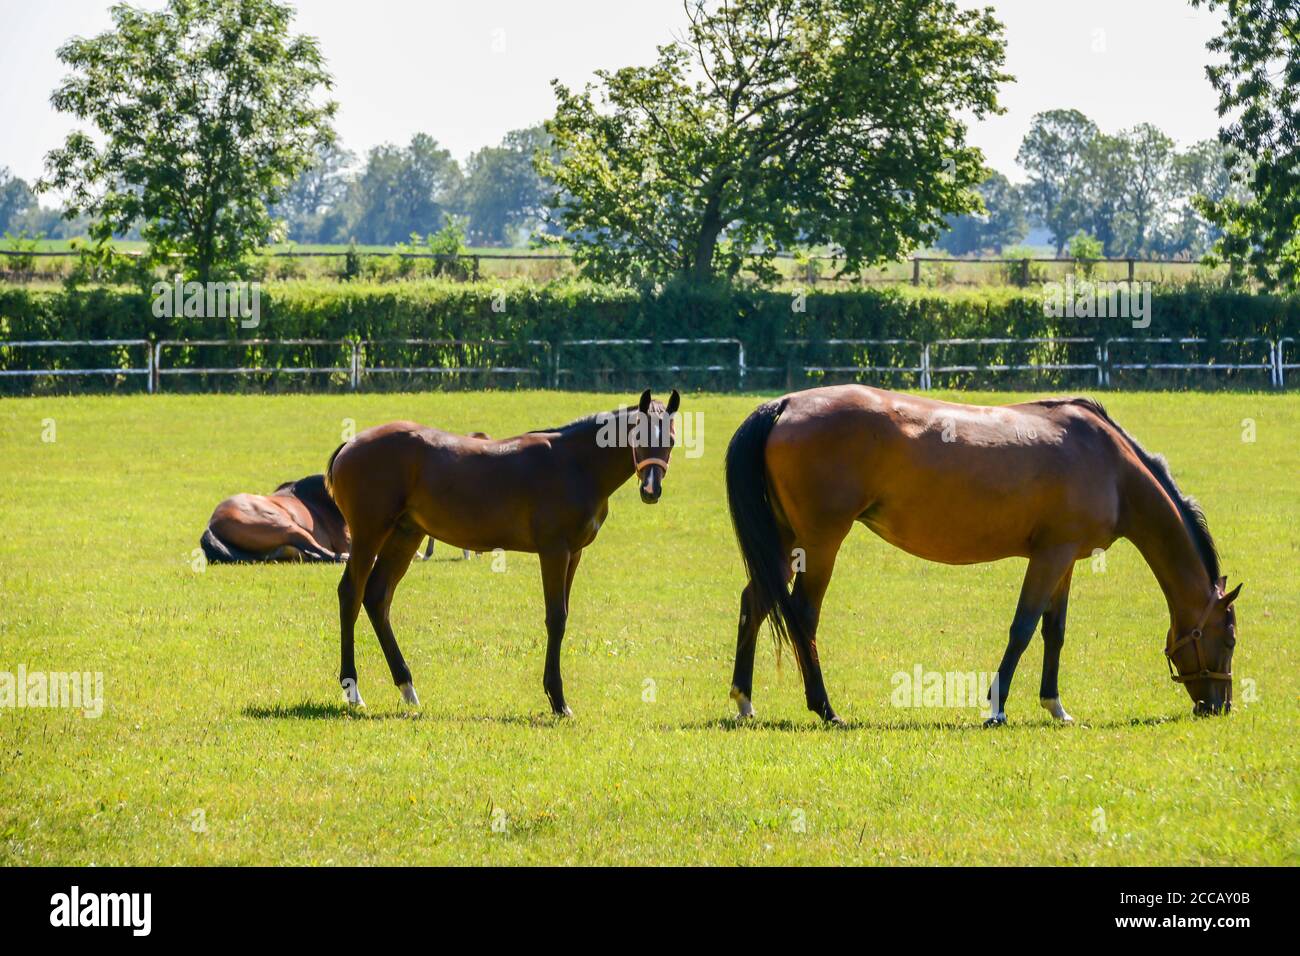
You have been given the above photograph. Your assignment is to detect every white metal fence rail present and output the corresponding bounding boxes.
[2,336,1297,390]
[0,339,153,390]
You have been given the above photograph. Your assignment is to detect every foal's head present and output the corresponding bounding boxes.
[630,388,681,504]
[1167,577,1242,716]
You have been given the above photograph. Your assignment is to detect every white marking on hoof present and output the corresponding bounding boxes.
[399,681,420,706]
[341,678,365,708]
[729,686,756,719]
[462,549,472,560]
[983,711,1007,728]
[1040,697,1074,723]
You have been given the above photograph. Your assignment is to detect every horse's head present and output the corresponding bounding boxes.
[1167,577,1242,715]
[631,388,680,504]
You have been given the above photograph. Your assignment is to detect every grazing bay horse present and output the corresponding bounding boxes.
[726,386,1241,725]
[201,474,349,564]
[325,389,681,713]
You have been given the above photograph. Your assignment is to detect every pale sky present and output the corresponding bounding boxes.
[0,0,1226,192]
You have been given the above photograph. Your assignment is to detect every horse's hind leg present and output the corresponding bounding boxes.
[730,526,795,719]
[363,521,425,706]
[986,544,1077,727]
[338,528,391,707]
[788,535,848,724]
[1038,566,1075,723]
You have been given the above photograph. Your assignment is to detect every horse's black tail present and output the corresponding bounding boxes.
[725,398,800,651]
[200,527,260,564]
[324,441,346,501]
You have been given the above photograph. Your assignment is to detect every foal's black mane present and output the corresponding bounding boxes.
[1043,396,1220,584]
[528,406,630,438]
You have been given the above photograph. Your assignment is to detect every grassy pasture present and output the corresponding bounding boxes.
[0,389,1295,865]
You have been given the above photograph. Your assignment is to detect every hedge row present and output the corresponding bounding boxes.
[1,280,1296,391]
[4,279,1297,338]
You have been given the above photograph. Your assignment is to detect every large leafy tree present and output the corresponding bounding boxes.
[40,0,336,282]
[1193,0,1300,291]
[346,134,462,244]
[1016,109,1098,255]
[543,0,1009,284]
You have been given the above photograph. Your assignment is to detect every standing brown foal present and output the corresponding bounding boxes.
[726,386,1241,726]
[325,389,680,714]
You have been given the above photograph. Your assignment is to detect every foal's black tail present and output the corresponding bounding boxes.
[725,398,800,651]
[200,526,260,564]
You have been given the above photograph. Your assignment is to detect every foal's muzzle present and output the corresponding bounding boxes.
[639,464,664,504]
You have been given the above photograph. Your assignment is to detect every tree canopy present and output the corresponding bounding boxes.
[543,0,1009,284]
[40,0,336,281]
[1193,0,1300,291]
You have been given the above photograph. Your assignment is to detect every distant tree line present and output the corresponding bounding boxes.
[269,124,555,247]
[936,109,1249,259]
[7,0,1291,294]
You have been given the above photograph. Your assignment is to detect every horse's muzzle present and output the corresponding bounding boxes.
[1193,698,1231,717]
[639,466,663,504]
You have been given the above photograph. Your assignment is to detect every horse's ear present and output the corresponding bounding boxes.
[638,389,652,414]
[665,389,680,415]
[1219,583,1243,607]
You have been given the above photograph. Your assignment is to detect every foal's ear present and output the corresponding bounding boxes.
[665,389,680,415]
[1219,583,1243,607]
[638,388,653,414]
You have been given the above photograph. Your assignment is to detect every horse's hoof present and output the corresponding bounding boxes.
[554,705,574,719]
[827,714,847,727]
[399,682,421,707]
[341,679,365,708]
[1039,697,1074,724]
[983,712,1007,728]
[729,686,756,719]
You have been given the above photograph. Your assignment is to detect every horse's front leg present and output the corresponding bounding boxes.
[986,545,1077,727]
[1038,566,1075,724]
[539,549,573,717]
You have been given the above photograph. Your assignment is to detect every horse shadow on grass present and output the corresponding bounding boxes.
[242,700,570,728]
[672,712,1191,733]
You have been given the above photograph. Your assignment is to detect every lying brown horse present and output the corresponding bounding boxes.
[201,474,350,564]
[726,386,1241,725]
[325,389,680,713]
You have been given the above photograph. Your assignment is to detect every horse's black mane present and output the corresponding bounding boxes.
[273,474,338,515]
[1043,396,1220,584]
[528,407,627,438]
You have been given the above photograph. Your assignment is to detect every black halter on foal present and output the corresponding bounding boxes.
[1165,591,1231,684]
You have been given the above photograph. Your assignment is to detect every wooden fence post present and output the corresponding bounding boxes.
[912,257,921,286]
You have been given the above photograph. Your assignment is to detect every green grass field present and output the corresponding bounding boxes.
[0,390,1296,865]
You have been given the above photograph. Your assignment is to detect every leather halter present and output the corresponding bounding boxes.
[1165,591,1231,683]
[631,413,673,478]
